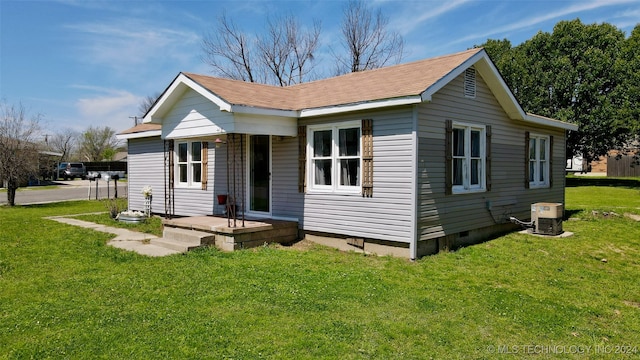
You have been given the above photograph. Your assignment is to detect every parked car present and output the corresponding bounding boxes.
[58,162,87,180]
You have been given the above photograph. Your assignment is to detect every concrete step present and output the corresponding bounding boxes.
[109,239,182,256]
[163,227,216,245]
[150,238,202,252]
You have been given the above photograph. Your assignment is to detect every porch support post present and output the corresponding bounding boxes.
[241,134,245,227]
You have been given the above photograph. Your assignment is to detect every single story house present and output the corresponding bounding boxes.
[117,48,578,259]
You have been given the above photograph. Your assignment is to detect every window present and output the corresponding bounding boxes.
[176,140,202,187]
[308,121,361,192]
[528,134,549,188]
[450,123,486,193]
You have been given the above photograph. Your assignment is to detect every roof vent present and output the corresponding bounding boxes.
[464,67,476,98]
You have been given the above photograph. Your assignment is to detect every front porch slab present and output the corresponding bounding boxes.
[162,216,299,251]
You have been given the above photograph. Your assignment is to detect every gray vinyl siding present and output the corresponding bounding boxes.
[127,137,166,214]
[153,88,229,215]
[156,133,303,220]
[128,136,218,217]
[300,108,415,243]
[417,69,566,241]
[203,134,303,221]
[212,140,229,215]
[272,136,304,221]
[172,139,216,217]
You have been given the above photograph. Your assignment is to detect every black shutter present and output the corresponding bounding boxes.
[445,120,453,195]
[524,131,530,189]
[362,119,373,197]
[164,139,175,218]
[486,125,492,191]
[298,126,306,193]
[201,141,208,190]
[549,135,554,188]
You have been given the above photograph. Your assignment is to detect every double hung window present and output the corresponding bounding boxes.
[309,121,361,192]
[528,134,549,188]
[176,141,202,187]
[451,123,486,193]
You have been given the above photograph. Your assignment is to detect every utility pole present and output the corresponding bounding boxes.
[129,116,139,126]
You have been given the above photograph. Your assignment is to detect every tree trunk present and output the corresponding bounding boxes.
[7,179,17,206]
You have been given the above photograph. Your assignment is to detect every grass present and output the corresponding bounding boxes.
[72,198,164,237]
[1,184,639,359]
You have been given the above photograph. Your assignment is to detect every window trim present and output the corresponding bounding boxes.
[175,140,203,188]
[307,120,362,194]
[528,133,550,188]
[451,122,486,194]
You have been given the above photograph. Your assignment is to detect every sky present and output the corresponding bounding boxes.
[1,0,638,134]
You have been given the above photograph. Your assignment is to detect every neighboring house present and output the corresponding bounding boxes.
[117,48,577,259]
[0,145,62,187]
[113,151,128,162]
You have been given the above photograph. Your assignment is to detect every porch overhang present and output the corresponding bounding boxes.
[160,113,298,140]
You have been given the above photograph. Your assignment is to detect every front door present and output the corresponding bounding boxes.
[248,135,271,214]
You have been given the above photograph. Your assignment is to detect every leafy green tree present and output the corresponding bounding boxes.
[475,38,530,99]
[614,25,640,142]
[79,126,120,162]
[478,19,630,162]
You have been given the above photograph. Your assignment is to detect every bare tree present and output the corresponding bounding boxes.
[202,13,320,86]
[79,126,120,162]
[0,101,42,206]
[258,15,321,85]
[202,13,259,83]
[258,16,291,86]
[47,129,78,161]
[333,0,404,74]
[138,92,162,117]
[289,19,321,84]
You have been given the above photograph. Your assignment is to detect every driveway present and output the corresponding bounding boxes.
[0,179,128,206]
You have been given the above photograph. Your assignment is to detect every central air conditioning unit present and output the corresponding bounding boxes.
[531,203,564,235]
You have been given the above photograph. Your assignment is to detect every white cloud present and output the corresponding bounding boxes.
[63,18,200,73]
[450,0,639,45]
[612,7,640,33]
[74,86,142,132]
[390,0,473,35]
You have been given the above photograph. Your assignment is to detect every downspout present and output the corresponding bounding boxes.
[410,105,419,261]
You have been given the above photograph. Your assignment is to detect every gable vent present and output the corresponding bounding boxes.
[464,67,476,98]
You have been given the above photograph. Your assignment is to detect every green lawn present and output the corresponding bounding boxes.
[1,184,639,359]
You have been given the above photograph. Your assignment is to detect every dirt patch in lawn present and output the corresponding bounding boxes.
[275,239,317,252]
[623,300,640,309]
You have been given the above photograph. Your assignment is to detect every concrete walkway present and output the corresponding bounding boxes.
[46,216,181,257]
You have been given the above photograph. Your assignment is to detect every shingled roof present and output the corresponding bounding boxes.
[136,48,577,132]
[118,123,161,135]
[117,123,162,138]
[182,48,482,111]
